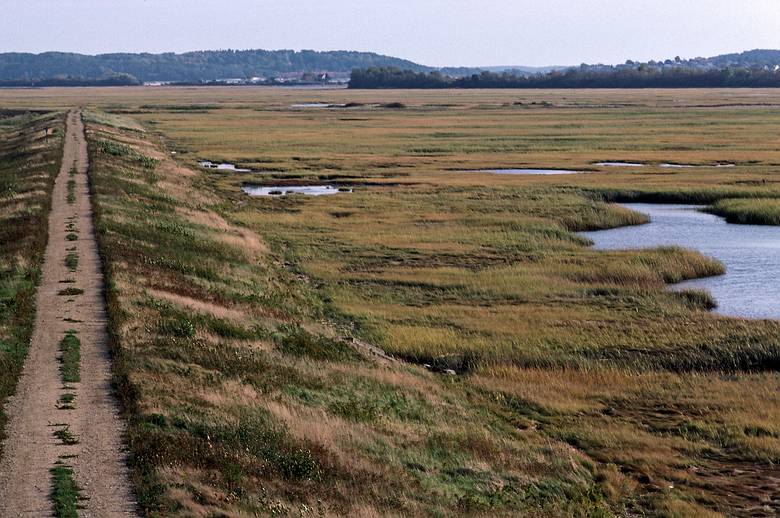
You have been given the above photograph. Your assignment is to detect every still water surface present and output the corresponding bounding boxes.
[242,185,350,196]
[467,169,584,175]
[580,203,780,320]
[595,162,645,167]
[199,161,251,172]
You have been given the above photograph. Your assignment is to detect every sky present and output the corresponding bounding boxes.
[2,0,780,67]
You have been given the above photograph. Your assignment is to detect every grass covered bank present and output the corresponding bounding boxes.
[85,115,622,516]
[0,110,64,454]
[707,198,780,225]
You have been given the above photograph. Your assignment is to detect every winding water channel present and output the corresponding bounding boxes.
[580,203,780,320]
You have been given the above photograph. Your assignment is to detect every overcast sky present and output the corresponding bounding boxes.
[2,0,779,67]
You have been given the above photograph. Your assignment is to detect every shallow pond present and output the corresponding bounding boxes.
[580,203,780,320]
[199,161,251,172]
[242,185,351,196]
[467,168,584,175]
[595,162,645,167]
[659,163,735,169]
[290,103,332,108]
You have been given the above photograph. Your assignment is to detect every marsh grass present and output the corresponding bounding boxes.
[70,89,780,516]
[275,325,359,361]
[676,288,718,310]
[708,198,780,225]
[85,114,622,516]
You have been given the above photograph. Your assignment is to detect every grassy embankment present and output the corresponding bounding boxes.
[0,110,64,453]
[707,198,780,225]
[86,113,623,516]
[75,89,780,517]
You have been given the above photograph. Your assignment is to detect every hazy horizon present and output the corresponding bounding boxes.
[3,0,779,68]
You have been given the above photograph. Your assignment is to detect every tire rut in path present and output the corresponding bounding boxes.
[0,110,136,517]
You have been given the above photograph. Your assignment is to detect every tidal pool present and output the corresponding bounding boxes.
[242,185,351,196]
[199,161,251,172]
[290,103,332,108]
[595,162,645,167]
[467,168,584,175]
[659,163,735,168]
[580,203,780,320]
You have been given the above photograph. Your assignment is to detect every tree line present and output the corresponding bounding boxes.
[349,66,780,89]
[0,50,427,83]
[0,74,140,88]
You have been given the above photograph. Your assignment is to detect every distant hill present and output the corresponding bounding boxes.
[0,49,430,83]
[704,49,780,68]
[3,47,779,87]
[350,48,780,89]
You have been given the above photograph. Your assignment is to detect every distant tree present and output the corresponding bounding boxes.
[349,64,780,89]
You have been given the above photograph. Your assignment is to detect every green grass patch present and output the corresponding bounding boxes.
[97,139,159,169]
[57,393,76,410]
[50,461,82,518]
[66,179,76,204]
[274,325,359,361]
[57,287,84,296]
[159,316,196,338]
[59,331,80,383]
[65,252,78,272]
[52,425,79,446]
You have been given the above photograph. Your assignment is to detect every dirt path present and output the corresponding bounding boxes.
[0,111,136,516]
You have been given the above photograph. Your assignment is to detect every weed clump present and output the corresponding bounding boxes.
[50,461,82,517]
[59,330,80,383]
[57,287,84,296]
[65,252,78,272]
[274,325,358,361]
[57,393,76,410]
[66,179,76,204]
[53,425,79,445]
[160,317,195,338]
